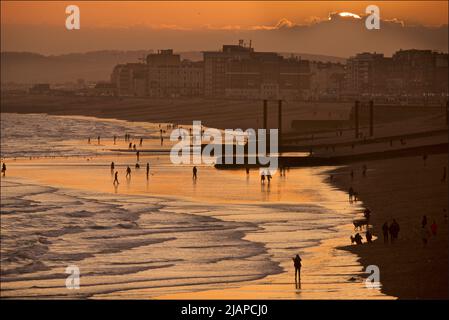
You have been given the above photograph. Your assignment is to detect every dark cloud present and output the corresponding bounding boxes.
[1,15,447,56]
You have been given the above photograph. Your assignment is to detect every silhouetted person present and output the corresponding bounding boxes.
[350,169,354,180]
[362,164,367,177]
[126,166,131,178]
[266,171,272,183]
[431,220,438,236]
[128,142,132,149]
[292,254,302,288]
[135,163,140,169]
[389,219,400,243]
[442,167,447,183]
[422,154,428,166]
[110,162,115,172]
[97,136,100,145]
[382,222,389,243]
[113,135,117,145]
[351,233,363,245]
[348,187,354,202]
[421,225,430,247]
[261,173,266,184]
[136,151,140,161]
[146,163,150,177]
[1,163,6,176]
[422,215,428,228]
[246,167,250,175]
[192,166,197,180]
[363,208,371,221]
[113,171,119,185]
[133,144,137,150]
[139,138,143,146]
[366,230,373,243]
[88,137,91,144]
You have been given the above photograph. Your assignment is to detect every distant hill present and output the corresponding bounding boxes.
[1,50,346,84]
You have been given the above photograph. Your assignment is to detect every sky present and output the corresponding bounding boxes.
[1,1,448,56]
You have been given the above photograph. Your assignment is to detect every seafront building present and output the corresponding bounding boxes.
[108,42,448,102]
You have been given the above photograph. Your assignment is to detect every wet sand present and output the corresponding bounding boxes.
[329,154,448,299]
[2,112,446,299]
[1,150,390,299]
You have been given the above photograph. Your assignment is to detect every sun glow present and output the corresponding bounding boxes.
[338,12,362,19]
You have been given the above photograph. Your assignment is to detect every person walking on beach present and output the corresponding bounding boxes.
[126,166,131,179]
[366,230,373,243]
[422,154,428,167]
[192,166,197,180]
[421,225,430,247]
[1,163,6,176]
[128,142,132,149]
[266,170,272,184]
[389,219,400,243]
[110,162,115,172]
[382,221,389,244]
[362,164,367,177]
[97,136,101,145]
[422,215,428,228]
[363,207,371,221]
[136,151,140,161]
[430,220,438,236]
[292,254,302,288]
[88,137,91,144]
[113,171,119,185]
[113,135,117,145]
[146,163,150,178]
[261,173,266,184]
[348,187,354,202]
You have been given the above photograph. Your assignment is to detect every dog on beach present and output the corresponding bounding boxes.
[353,218,368,230]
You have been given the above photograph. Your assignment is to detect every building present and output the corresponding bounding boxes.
[391,49,448,95]
[309,61,346,101]
[29,83,51,94]
[345,52,390,96]
[112,50,204,98]
[111,63,146,96]
[344,49,448,99]
[203,42,254,98]
[92,82,116,96]
[146,50,203,98]
[204,41,311,100]
[110,45,447,102]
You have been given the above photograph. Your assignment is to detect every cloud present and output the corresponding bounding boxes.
[1,14,447,57]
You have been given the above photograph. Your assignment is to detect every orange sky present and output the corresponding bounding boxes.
[2,1,448,28]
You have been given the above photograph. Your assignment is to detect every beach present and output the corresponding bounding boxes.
[0,112,391,299]
[1,106,447,299]
[330,154,448,299]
